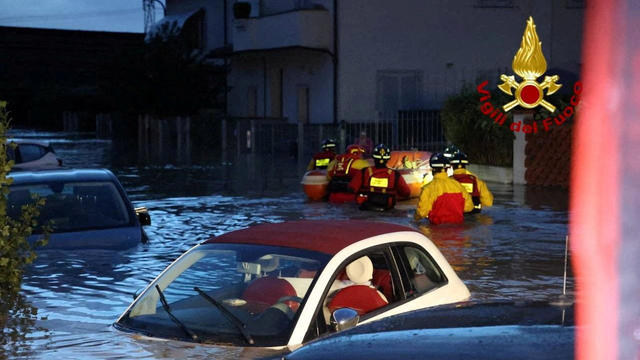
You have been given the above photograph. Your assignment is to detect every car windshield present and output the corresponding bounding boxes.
[117,243,330,347]
[7,181,131,232]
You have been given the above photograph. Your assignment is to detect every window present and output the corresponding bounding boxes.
[6,145,16,161]
[17,144,45,162]
[395,245,446,296]
[376,70,423,116]
[8,181,131,232]
[121,244,330,347]
[314,248,399,338]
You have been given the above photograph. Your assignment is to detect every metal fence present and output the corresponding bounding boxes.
[221,110,447,160]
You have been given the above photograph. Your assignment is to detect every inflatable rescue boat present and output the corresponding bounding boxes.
[301,150,433,201]
[301,169,329,201]
[387,150,432,198]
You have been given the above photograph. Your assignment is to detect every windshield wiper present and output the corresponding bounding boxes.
[155,285,200,342]
[194,286,255,345]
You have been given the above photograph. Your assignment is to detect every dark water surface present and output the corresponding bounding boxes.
[5,130,572,359]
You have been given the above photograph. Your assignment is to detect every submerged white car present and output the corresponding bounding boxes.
[7,140,62,170]
[114,220,470,350]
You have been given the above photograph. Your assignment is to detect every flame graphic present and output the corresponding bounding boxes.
[512,16,547,80]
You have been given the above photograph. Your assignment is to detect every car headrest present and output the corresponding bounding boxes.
[257,255,279,273]
[346,256,373,284]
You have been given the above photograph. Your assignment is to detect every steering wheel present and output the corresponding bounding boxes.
[276,296,302,313]
[277,295,303,305]
[273,295,303,318]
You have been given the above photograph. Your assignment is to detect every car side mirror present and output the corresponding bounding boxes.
[135,207,151,226]
[330,308,359,332]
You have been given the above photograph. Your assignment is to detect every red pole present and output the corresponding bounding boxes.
[571,0,640,359]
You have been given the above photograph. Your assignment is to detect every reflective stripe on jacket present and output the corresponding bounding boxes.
[327,155,369,179]
[453,168,493,208]
[452,171,481,210]
[307,150,336,170]
[415,172,474,224]
[352,167,411,198]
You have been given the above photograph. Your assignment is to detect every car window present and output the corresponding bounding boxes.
[314,247,398,338]
[17,144,45,162]
[6,145,16,162]
[121,244,330,347]
[396,245,446,296]
[8,181,131,232]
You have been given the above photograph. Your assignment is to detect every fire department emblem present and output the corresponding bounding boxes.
[498,16,561,112]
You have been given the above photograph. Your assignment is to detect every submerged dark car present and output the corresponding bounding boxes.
[282,301,575,360]
[7,168,150,249]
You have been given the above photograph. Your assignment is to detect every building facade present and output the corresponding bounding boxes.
[160,0,583,125]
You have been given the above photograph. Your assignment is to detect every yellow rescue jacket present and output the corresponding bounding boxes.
[453,168,493,207]
[326,158,370,181]
[415,172,474,224]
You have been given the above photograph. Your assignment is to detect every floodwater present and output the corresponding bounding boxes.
[4,130,572,359]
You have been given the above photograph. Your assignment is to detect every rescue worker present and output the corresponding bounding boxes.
[326,144,370,203]
[307,138,337,170]
[414,152,474,224]
[349,144,411,211]
[442,144,460,177]
[442,144,460,160]
[450,151,493,212]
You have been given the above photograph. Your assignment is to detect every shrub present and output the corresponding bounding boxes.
[441,85,514,166]
[0,101,48,294]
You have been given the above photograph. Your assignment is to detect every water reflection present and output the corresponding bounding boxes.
[0,291,45,359]
[7,129,572,359]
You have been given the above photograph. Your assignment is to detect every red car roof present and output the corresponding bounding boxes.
[204,220,418,255]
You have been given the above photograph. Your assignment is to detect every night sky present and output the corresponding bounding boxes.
[0,0,155,33]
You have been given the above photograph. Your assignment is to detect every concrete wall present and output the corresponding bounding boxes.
[228,49,334,124]
[337,0,584,122]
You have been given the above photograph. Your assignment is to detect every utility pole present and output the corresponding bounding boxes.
[143,0,166,34]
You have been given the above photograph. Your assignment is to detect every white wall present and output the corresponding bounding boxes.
[233,10,332,52]
[337,0,583,122]
[228,49,334,124]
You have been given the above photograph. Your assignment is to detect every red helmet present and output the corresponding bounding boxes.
[346,144,365,154]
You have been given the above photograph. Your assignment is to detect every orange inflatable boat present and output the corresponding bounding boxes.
[301,169,329,201]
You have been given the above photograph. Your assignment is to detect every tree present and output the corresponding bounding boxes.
[98,22,227,117]
[441,85,514,166]
[0,101,49,357]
